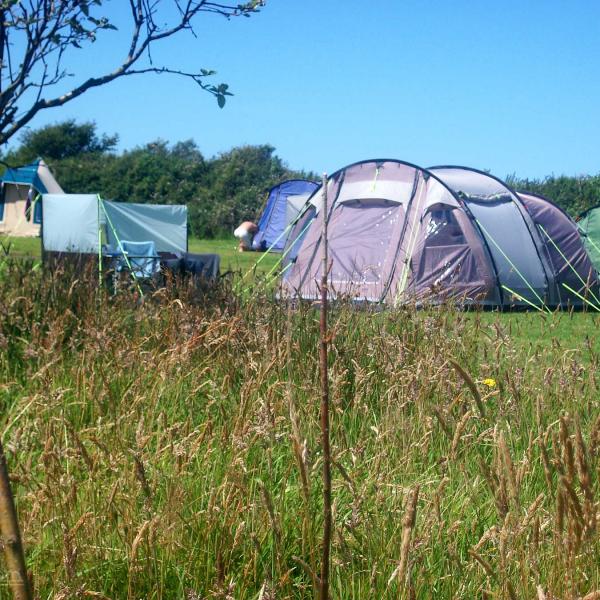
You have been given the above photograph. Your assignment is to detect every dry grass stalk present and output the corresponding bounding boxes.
[539,437,555,496]
[257,479,281,543]
[556,488,566,536]
[468,548,495,580]
[536,585,547,600]
[388,485,419,592]
[285,303,311,506]
[522,493,544,529]
[318,172,332,600]
[450,410,472,458]
[433,476,450,525]
[432,407,452,441]
[574,419,596,534]
[590,414,600,457]
[292,555,321,590]
[559,416,576,484]
[132,452,152,501]
[0,440,32,600]
[449,359,486,418]
[498,431,520,510]
[0,260,599,597]
[560,476,585,529]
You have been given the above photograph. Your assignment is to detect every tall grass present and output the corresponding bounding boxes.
[0,259,598,598]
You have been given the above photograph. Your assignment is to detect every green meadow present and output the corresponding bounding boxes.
[0,241,598,599]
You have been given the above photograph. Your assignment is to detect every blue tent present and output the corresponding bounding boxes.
[0,158,63,234]
[252,179,318,251]
[2,159,47,193]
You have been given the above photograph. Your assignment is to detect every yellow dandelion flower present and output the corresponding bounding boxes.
[482,378,496,388]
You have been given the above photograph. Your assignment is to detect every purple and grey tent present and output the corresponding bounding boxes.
[279,159,598,309]
[252,179,318,252]
[517,191,598,306]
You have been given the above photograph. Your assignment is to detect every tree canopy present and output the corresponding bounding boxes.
[0,0,264,145]
[3,120,599,239]
[507,173,600,218]
[8,119,118,163]
[1,120,315,238]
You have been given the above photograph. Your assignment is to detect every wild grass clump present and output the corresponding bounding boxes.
[0,260,599,598]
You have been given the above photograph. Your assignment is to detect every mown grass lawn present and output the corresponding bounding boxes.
[188,237,280,275]
[0,235,40,258]
[0,235,280,275]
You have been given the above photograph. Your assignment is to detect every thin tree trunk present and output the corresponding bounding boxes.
[319,173,332,600]
[0,440,31,600]
[0,9,6,96]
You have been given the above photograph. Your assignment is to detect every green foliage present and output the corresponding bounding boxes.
[1,121,316,238]
[12,120,600,242]
[4,120,118,164]
[190,144,313,238]
[506,172,600,216]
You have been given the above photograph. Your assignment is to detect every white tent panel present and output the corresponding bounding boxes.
[42,194,99,253]
[103,201,187,254]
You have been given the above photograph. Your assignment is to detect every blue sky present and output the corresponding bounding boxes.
[9,1,600,179]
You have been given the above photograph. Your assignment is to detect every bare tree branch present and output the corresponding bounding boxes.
[0,0,264,145]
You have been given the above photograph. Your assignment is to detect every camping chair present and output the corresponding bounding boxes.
[103,240,161,290]
[121,240,161,279]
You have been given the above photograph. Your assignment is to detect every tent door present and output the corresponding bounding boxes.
[466,199,547,305]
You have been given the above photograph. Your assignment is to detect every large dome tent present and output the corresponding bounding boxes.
[278,159,599,309]
[281,159,499,306]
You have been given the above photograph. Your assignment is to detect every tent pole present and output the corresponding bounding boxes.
[242,217,315,295]
[318,172,331,600]
[264,260,293,289]
[501,285,546,312]
[562,283,600,312]
[395,179,427,304]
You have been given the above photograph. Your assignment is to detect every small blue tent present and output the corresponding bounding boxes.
[2,159,48,192]
[0,158,63,236]
[252,179,318,251]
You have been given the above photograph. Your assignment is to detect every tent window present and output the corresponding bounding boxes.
[425,209,466,246]
[415,208,471,292]
[33,198,42,224]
